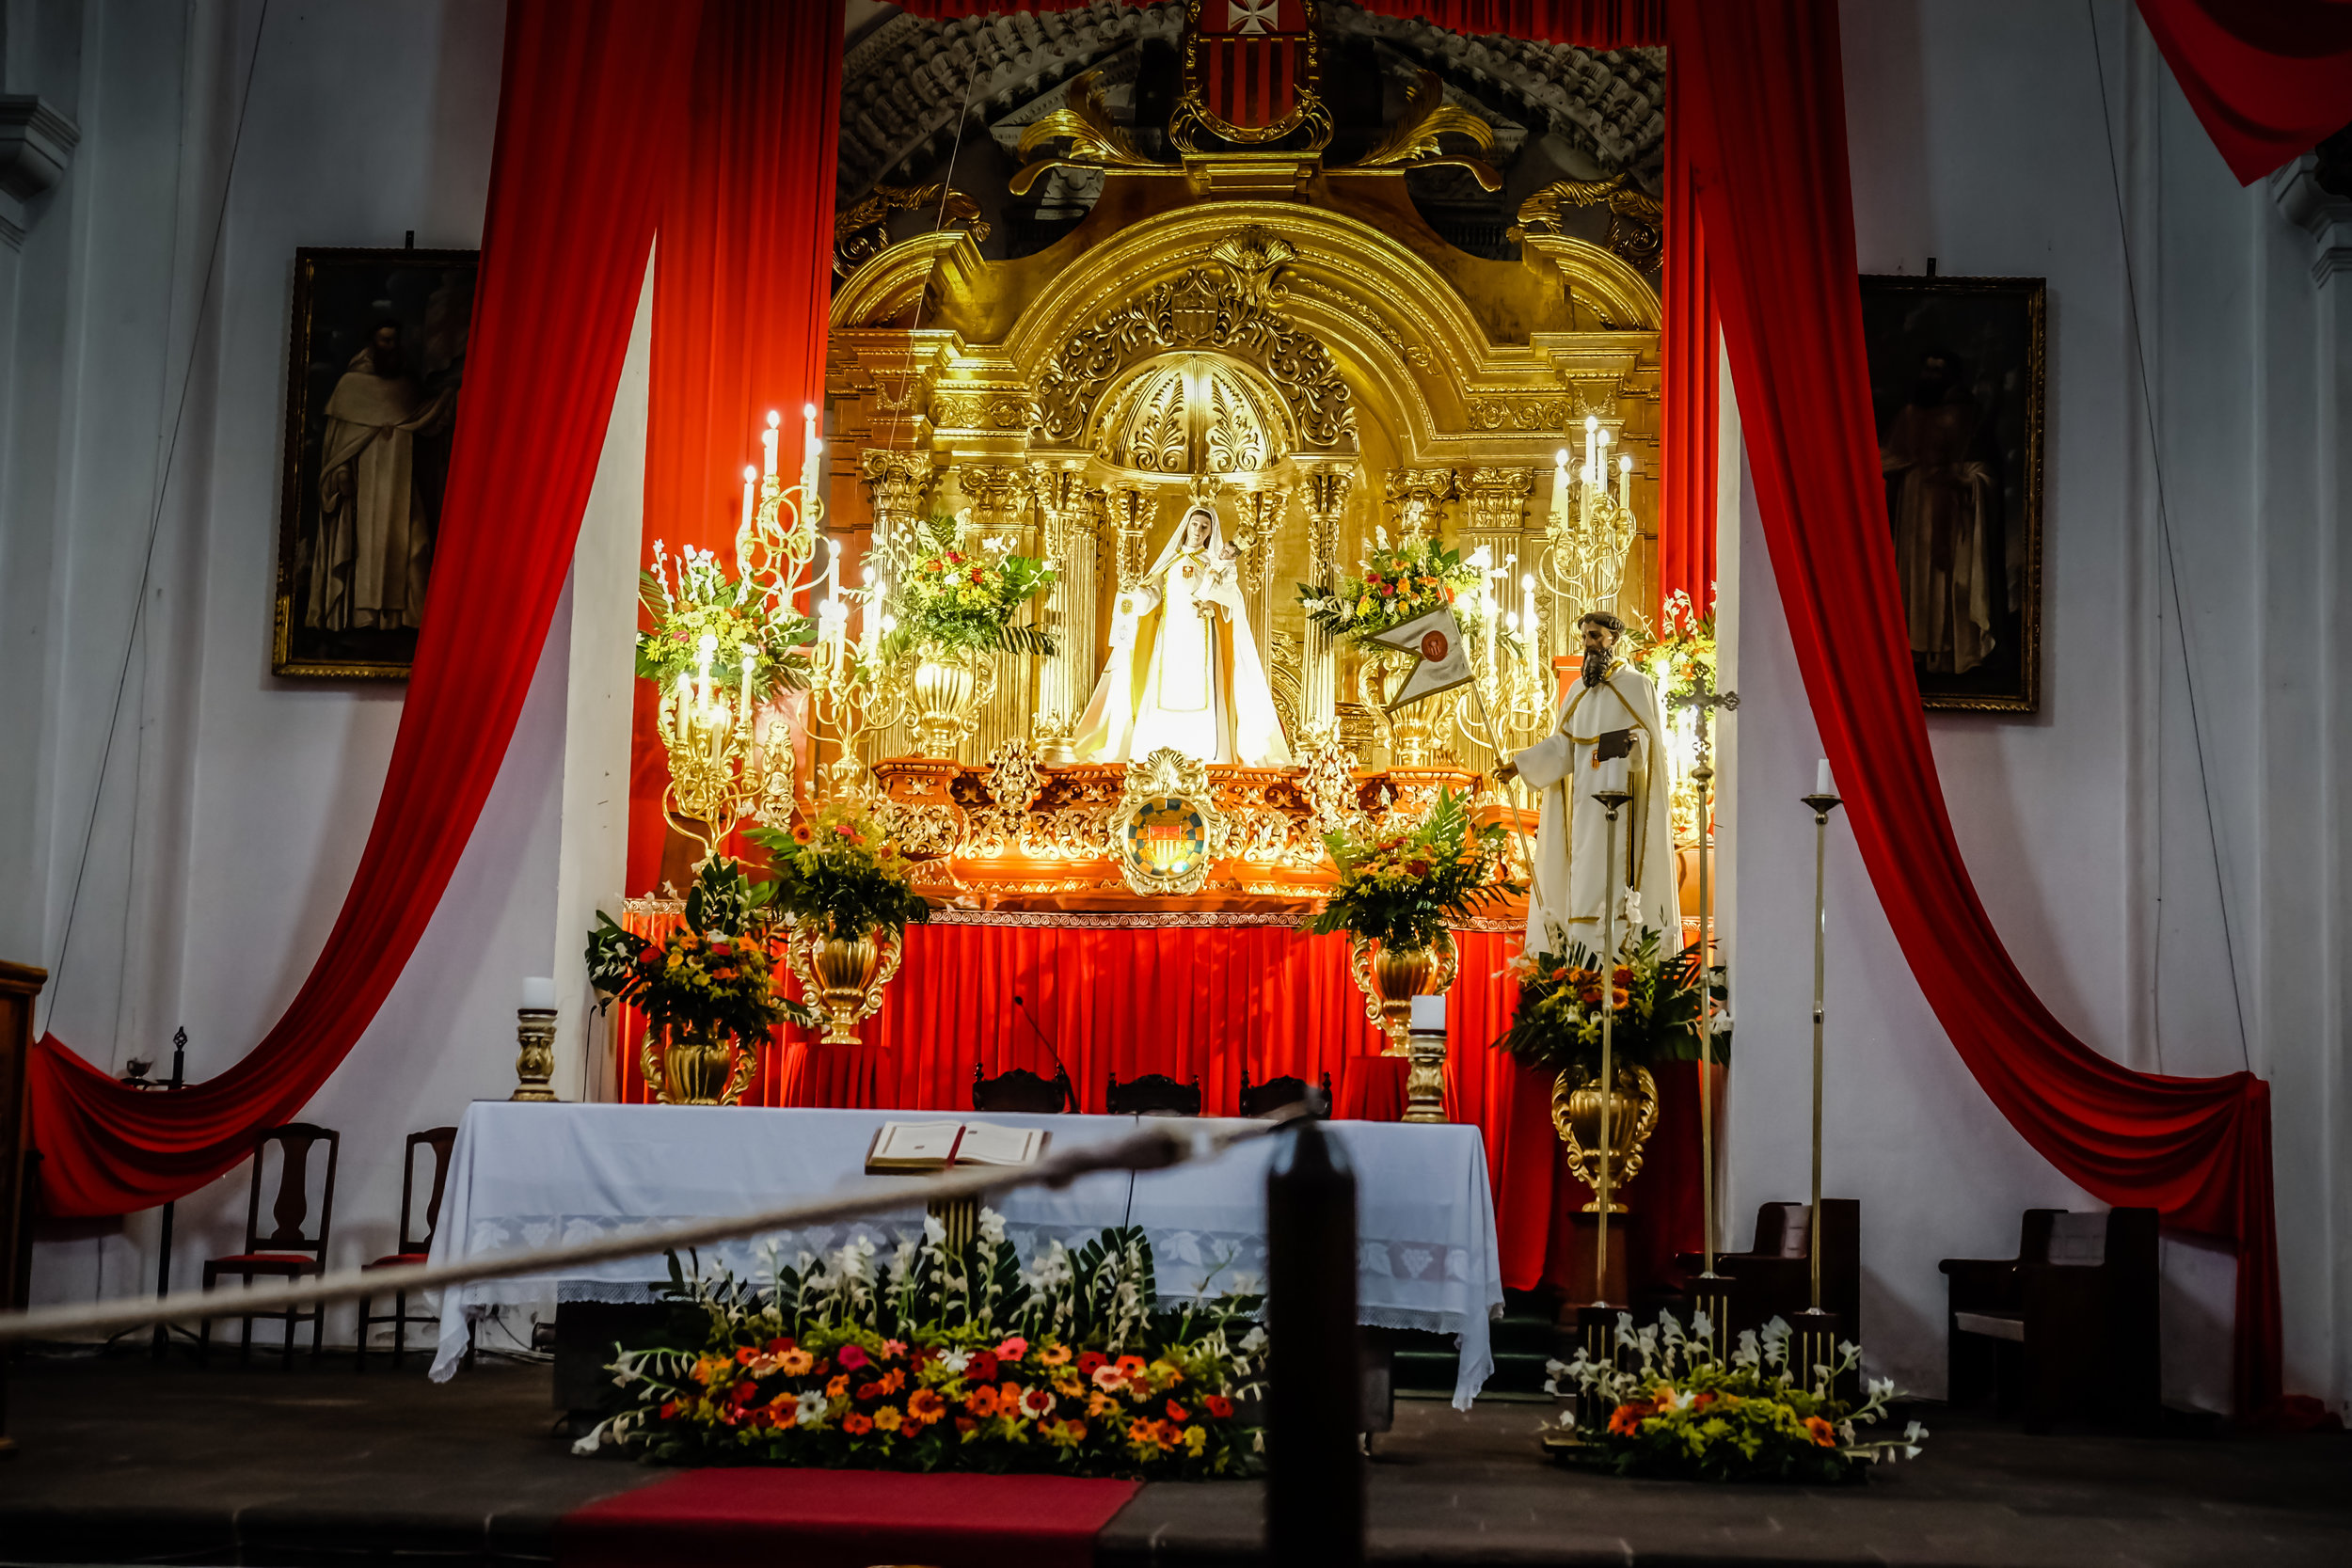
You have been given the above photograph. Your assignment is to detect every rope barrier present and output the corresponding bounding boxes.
[0,1115,1295,1345]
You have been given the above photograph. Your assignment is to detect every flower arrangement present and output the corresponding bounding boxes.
[585,856,815,1040]
[888,515,1057,657]
[1545,1310,1927,1482]
[1303,789,1522,950]
[1629,587,1716,697]
[638,539,814,700]
[1295,528,1484,643]
[746,801,931,942]
[1500,926,1725,1081]
[575,1212,1266,1478]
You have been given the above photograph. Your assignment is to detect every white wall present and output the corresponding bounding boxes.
[1719,0,2344,1414]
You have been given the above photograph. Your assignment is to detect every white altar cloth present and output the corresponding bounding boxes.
[426,1101,1503,1407]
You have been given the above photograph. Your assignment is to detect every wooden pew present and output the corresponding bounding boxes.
[1940,1207,2160,1433]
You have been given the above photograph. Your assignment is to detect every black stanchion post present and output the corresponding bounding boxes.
[1266,1117,1362,1566]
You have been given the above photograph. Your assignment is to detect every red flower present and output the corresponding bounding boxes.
[1076,1351,1107,1376]
[1166,1399,1188,1422]
[1203,1394,1233,1418]
[968,1351,1000,1384]
[842,1413,874,1435]
[954,1416,977,1434]
[836,1343,869,1370]
[1607,1401,1653,1436]
[731,1381,758,1406]
[658,1400,679,1419]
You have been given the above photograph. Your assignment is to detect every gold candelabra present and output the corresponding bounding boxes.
[1534,414,1641,625]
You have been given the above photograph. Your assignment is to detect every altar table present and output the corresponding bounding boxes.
[426,1101,1504,1406]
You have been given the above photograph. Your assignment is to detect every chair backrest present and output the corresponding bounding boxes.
[1106,1071,1202,1117]
[1742,1201,1810,1259]
[244,1123,341,1260]
[398,1127,459,1255]
[2046,1212,2108,1266]
[972,1065,1073,1115]
[1238,1069,1333,1119]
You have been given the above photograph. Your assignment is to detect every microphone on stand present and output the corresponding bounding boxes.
[1011,994,1072,1103]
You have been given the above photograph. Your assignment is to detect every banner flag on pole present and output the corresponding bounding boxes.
[1365,605,1477,710]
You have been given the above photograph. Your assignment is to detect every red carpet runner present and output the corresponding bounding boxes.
[558,1468,1140,1568]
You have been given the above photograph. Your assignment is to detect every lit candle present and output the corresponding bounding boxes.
[1552,448,1571,531]
[675,673,693,738]
[762,409,780,479]
[1817,758,1834,795]
[803,437,824,502]
[740,465,756,533]
[739,651,755,728]
[1618,451,1634,512]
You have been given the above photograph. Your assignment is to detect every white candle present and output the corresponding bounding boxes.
[1552,448,1571,531]
[520,976,555,1012]
[740,651,755,722]
[1618,451,1634,511]
[740,466,756,532]
[762,409,780,478]
[1520,574,1539,678]
[1817,758,1834,795]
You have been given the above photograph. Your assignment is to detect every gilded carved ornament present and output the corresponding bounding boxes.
[1033,229,1352,452]
[834,182,989,280]
[1511,174,1664,273]
[1341,70,1501,192]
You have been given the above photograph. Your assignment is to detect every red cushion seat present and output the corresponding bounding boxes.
[209,1253,318,1272]
[365,1252,430,1270]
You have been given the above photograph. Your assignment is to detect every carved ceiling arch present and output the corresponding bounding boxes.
[839,1,1666,203]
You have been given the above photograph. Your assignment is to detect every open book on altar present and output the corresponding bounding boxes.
[864,1119,1050,1174]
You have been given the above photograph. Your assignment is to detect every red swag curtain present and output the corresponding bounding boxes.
[1655,59,1717,626]
[2134,0,2352,185]
[628,0,845,896]
[1666,0,2280,1417]
[26,0,705,1215]
[897,0,1661,40]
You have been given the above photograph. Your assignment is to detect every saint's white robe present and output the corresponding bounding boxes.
[1509,660,1680,957]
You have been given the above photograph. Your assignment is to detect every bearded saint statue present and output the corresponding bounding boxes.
[1494,610,1680,954]
[1075,504,1291,767]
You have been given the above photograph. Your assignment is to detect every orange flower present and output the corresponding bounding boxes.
[1040,1343,1073,1367]
[966,1385,1001,1418]
[826,1374,850,1400]
[908,1388,946,1424]
[1115,1355,1148,1379]
[790,823,813,844]
[768,1397,799,1429]
[778,1348,815,1375]
[841,1413,874,1435]
[1166,1399,1188,1422]
[1607,1401,1653,1436]
[1804,1416,1838,1449]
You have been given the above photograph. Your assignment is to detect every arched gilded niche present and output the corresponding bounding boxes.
[1095,355,1292,476]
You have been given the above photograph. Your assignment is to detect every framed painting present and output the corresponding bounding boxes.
[1858,274,2045,713]
[273,246,477,678]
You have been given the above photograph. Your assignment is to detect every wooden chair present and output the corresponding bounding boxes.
[971,1064,1073,1114]
[1940,1207,2159,1433]
[1673,1199,1860,1341]
[356,1127,457,1371]
[1106,1071,1201,1117]
[1238,1069,1332,1119]
[200,1124,339,1367]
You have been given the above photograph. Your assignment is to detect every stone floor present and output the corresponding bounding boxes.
[0,1345,2345,1566]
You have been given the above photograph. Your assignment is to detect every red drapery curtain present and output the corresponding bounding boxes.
[25,0,704,1216]
[2134,0,2352,185]
[1667,0,2280,1417]
[612,921,1705,1298]
[628,0,844,896]
[898,0,1662,40]
[1655,59,1718,626]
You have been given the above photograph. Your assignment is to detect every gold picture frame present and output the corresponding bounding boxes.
[1858,274,2045,713]
[272,246,477,679]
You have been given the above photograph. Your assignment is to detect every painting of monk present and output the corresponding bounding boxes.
[1860,275,2044,712]
[274,247,476,677]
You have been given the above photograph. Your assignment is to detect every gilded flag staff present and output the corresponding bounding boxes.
[1800,765,1844,1314]
[1590,786,1633,1304]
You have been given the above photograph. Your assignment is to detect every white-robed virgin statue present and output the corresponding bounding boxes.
[1075,504,1292,767]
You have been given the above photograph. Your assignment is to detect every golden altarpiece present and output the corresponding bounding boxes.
[820,35,1661,914]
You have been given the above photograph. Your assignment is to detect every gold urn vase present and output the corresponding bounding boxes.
[1359,651,1442,768]
[786,922,907,1046]
[1349,929,1460,1058]
[910,641,995,759]
[640,1026,757,1106]
[1549,1064,1661,1213]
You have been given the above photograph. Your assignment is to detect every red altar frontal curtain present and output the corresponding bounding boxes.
[1668,0,2282,1417]
[612,922,1707,1301]
[24,0,705,1216]
[2135,0,2352,185]
[628,0,844,897]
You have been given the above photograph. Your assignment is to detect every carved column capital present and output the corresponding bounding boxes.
[1384,467,1458,539]
[1462,467,1536,534]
